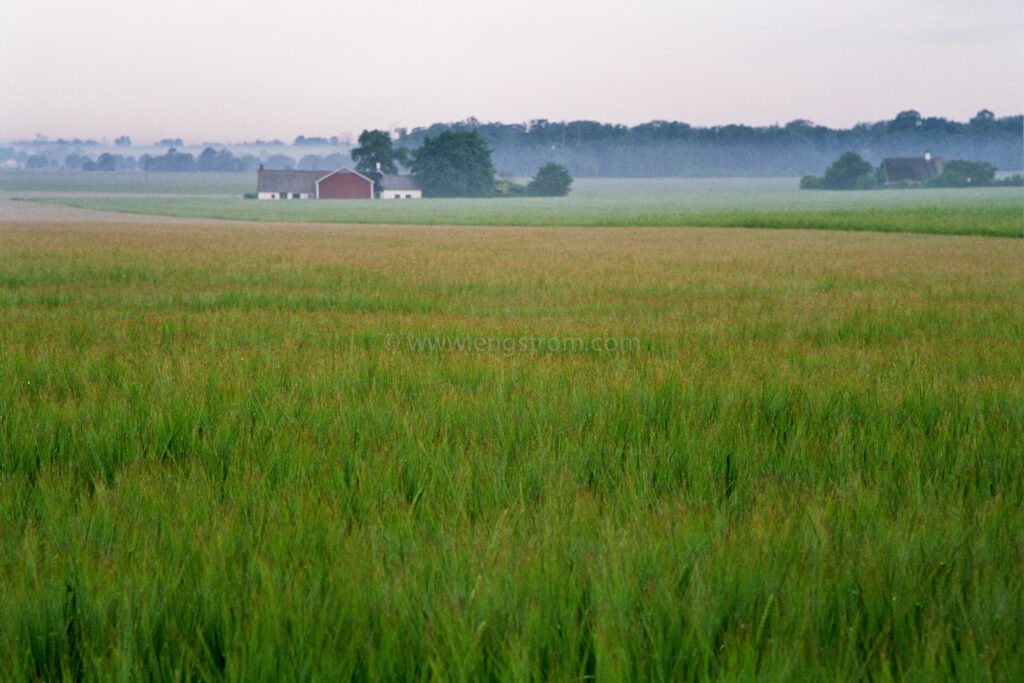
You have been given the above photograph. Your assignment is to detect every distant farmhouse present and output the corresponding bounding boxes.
[377,174,422,200]
[256,165,421,200]
[881,152,944,183]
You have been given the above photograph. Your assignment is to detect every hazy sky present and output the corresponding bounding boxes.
[1,0,1020,142]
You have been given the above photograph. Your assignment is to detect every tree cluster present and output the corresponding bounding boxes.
[297,153,347,170]
[138,147,262,173]
[197,147,250,172]
[25,154,51,169]
[83,153,136,172]
[293,135,340,146]
[800,153,881,190]
[351,128,574,198]
[491,164,574,197]
[800,152,1023,190]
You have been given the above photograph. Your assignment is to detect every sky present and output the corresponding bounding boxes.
[1,0,1021,143]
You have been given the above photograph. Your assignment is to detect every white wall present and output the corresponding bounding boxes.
[258,192,312,199]
[379,190,422,199]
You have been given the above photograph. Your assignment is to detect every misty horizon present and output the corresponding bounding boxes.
[4,108,1021,148]
[5,109,1020,178]
[2,0,1020,143]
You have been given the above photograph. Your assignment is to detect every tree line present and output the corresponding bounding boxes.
[2,146,353,173]
[392,110,1022,177]
[800,152,1023,190]
[5,109,1018,178]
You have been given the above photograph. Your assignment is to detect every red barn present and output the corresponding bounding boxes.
[257,166,374,199]
[316,168,374,199]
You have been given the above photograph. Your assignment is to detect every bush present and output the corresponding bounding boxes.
[491,176,528,197]
[799,174,822,189]
[527,163,573,197]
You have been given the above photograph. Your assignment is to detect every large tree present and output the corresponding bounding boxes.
[350,130,408,174]
[410,130,495,197]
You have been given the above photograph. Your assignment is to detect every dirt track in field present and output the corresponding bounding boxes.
[0,195,214,224]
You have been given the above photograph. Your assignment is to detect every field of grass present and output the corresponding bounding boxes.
[1,217,1022,679]
[10,172,1023,237]
[0,170,251,196]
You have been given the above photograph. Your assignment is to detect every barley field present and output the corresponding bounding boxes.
[1,206,1022,679]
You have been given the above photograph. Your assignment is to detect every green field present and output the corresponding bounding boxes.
[1,209,1023,679]
[0,170,251,196]
[6,172,1022,236]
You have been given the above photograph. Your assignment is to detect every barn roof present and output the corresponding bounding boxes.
[379,174,421,191]
[317,166,373,184]
[257,170,325,194]
[881,157,944,182]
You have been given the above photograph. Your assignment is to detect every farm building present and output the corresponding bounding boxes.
[257,166,372,199]
[881,152,944,183]
[378,174,422,199]
[256,165,420,199]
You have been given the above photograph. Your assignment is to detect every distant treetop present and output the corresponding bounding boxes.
[350,130,409,175]
[294,135,340,146]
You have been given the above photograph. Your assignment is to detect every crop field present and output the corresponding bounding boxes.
[1,196,1022,679]
[0,171,251,196]
[6,172,1023,237]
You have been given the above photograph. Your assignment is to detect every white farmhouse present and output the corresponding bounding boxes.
[378,174,423,199]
